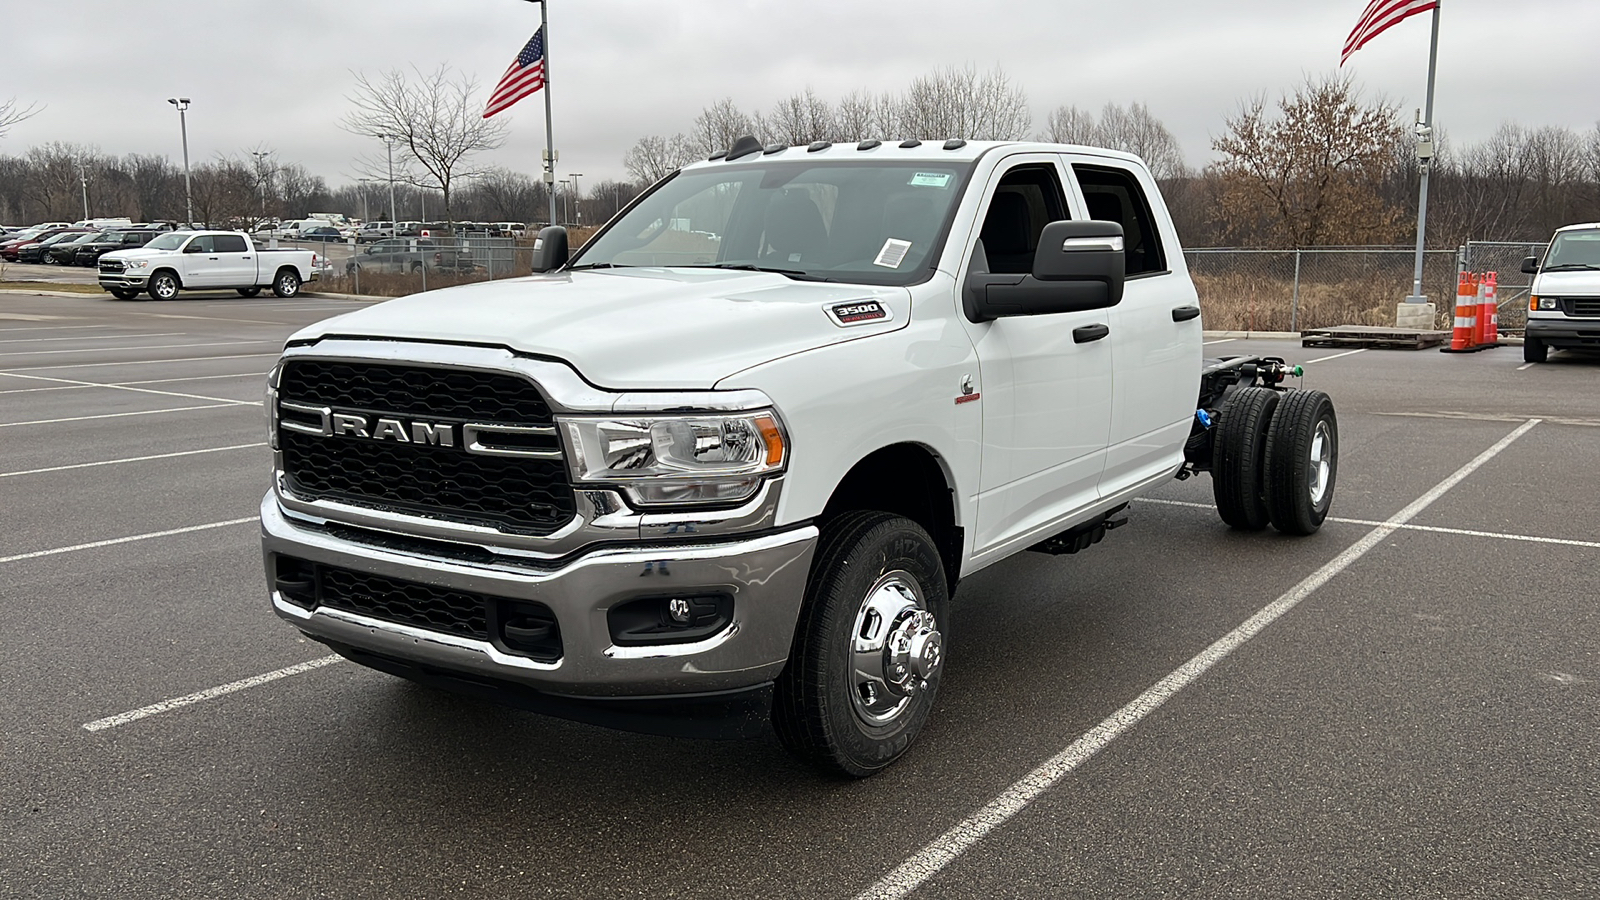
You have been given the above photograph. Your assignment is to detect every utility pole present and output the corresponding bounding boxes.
[520,0,557,226]
[167,98,194,228]
[77,157,89,222]
[379,134,398,223]
[1404,3,1443,304]
[569,172,583,225]
[250,150,272,223]
[559,179,570,225]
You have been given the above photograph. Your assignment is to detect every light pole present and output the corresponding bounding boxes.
[378,133,398,223]
[77,157,89,222]
[167,98,194,228]
[357,178,379,223]
[250,150,272,223]
[558,179,570,225]
[569,172,583,225]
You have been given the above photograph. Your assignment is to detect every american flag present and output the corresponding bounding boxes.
[1342,0,1438,66]
[483,27,546,119]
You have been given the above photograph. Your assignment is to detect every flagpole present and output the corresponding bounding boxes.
[539,0,557,227]
[1406,1,1441,303]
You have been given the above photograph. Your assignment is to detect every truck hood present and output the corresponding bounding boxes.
[1533,270,1600,296]
[292,268,910,390]
[102,247,175,264]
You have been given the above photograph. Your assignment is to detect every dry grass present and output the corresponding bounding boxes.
[0,280,106,294]
[1192,272,1422,331]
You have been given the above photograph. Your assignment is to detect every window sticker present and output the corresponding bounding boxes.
[873,238,913,268]
[908,172,952,188]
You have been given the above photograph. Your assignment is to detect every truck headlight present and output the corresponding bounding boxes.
[1534,296,1559,310]
[561,411,787,506]
[127,259,149,270]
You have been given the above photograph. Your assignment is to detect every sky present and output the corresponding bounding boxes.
[3,0,1596,192]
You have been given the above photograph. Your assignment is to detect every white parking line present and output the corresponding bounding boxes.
[0,515,258,565]
[0,352,280,372]
[1517,362,1537,371]
[1138,498,1600,550]
[0,339,277,357]
[1203,338,1236,345]
[0,404,240,428]
[0,372,260,406]
[0,324,111,333]
[1303,348,1368,364]
[856,418,1542,900]
[82,656,343,733]
[0,442,266,479]
[0,331,186,345]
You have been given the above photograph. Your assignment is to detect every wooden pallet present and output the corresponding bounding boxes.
[1300,325,1448,350]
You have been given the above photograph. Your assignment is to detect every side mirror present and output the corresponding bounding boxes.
[530,226,569,273]
[183,242,204,253]
[964,220,1125,322]
[1521,256,1540,275]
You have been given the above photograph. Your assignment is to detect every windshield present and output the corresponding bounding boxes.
[570,160,974,285]
[1543,229,1600,270]
[145,232,191,251]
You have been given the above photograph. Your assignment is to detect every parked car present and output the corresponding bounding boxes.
[493,222,528,238]
[295,226,347,243]
[73,229,162,266]
[45,231,108,265]
[12,228,92,263]
[1,226,78,261]
[98,230,322,300]
[1522,222,1600,363]
[347,236,474,274]
[356,221,395,243]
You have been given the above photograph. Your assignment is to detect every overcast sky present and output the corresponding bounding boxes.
[4,0,1596,191]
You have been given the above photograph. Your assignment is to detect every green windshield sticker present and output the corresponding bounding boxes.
[909,172,952,188]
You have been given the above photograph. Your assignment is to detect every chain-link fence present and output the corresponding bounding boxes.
[1461,240,1547,333]
[1183,248,1460,332]
[267,232,539,298]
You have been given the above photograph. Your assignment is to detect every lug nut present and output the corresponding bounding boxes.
[667,598,692,623]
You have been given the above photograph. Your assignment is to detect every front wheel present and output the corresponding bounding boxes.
[272,269,301,298]
[1524,337,1548,364]
[774,512,948,778]
[148,271,180,300]
[237,287,261,298]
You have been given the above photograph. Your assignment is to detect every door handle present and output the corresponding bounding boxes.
[1171,305,1201,322]
[208,256,219,260]
[1073,323,1110,344]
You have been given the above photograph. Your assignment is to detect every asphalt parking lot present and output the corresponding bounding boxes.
[2,288,1597,899]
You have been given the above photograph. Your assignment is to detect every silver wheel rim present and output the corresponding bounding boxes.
[278,274,296,295]
[849,570,942,727]
[153,277,175,299]
[1308,419,1333,506]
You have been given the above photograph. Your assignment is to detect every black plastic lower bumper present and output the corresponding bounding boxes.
[315,636,777,740]
[1525,318,1600,349]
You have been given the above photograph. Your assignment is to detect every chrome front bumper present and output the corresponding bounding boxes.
[261,493,817,698]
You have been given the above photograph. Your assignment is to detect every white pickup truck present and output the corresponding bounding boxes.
[98,230,321,300]
[260,137,1338,776]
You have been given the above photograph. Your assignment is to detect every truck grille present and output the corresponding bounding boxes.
[98,260,125,274]
[276,557,562,662]
[276,360,574,536]
[1565,298,1600,318]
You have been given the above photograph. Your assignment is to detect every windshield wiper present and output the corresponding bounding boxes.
[1542,263,1600,271]
[688,263,833,282]
[565,262,629,271]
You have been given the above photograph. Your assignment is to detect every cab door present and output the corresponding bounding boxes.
[209,233,258,286]
[177,234,219,286]
[1065,158,1202,497]
[959,155,1115,562]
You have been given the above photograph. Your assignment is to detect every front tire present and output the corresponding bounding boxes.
[148,271,180,300]
[774,512,948,778]
[1264,390,1338,535]
[1212,386,1280,531]
[272,269,301,298]
[237,287,262,297]
[108,288,141,301]
[1523,337,1548,364]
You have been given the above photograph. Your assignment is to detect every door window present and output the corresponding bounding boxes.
[1072,165,1166,277]
[214,234,248,253]
[977,164,1069,274]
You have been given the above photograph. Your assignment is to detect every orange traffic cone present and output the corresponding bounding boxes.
[1444,272,1478,352]
[1480,271,1499,346]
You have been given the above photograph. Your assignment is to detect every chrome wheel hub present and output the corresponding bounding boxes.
[850,571,942,726]
[1309,420,1333,505]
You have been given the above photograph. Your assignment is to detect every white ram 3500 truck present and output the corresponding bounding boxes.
[98,230,320,300]
[261,138,1338,776]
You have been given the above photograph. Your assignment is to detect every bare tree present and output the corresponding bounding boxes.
[1096,103,1187,180]
[344,65,507,224]
[1209,76,1404,247]
[763,90,835,146]
[691,98,758,157]
[896,65,1030,141]
[0,97,42,141]
[623,133,699,184]
[1039,105,1098,144]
